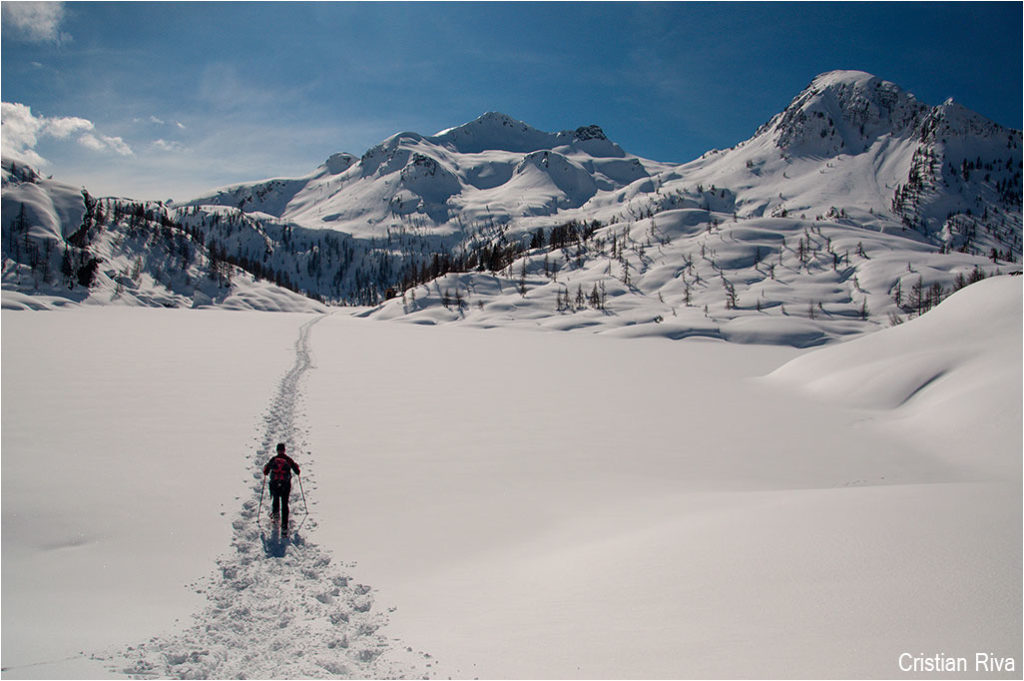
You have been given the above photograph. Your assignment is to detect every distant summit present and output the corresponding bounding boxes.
[431,112,619,156]
[183,111,665,232]
[432,112,551,153]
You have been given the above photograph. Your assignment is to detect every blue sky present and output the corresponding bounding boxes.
[2,2,1021,201]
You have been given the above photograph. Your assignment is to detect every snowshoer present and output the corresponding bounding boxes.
[263,443,301,534]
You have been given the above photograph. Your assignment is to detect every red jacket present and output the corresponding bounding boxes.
[264,453,300,481]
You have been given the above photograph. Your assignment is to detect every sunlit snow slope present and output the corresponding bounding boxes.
[1,275,1019,679]
[5,70,1019,341]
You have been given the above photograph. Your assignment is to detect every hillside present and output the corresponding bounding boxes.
[363,73,1021,344]
[3,71,1020,343]
[0,161,325,312]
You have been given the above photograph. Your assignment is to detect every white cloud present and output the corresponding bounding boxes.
[1,101,132,166]
[151,138,186,153]
[2,2,70,44]
[109,137,133,155]
[79,133,133,156]
[44,115,94,139]
[2,101,51,166]
[139,114,186,131]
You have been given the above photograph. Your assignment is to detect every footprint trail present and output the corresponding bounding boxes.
[113,315,432,679]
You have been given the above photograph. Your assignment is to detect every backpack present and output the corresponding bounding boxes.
[269,455,291,486]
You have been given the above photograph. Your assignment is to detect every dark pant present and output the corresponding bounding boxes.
[269,481,291,530]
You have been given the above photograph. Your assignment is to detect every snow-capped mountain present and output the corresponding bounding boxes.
[185,112,672,236]
[664,69,1021,255]
[361,71,1021,344]
[3,70,1020,344]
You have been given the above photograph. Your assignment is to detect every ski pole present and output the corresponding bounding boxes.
[295,474,310,532]
[298,474,308,515]
[257,474,266,529]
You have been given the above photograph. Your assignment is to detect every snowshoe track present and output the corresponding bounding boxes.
[112,315,431,679]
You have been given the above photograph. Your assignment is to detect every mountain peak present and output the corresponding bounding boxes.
[809,69,880,89]
[323,152,357,175]
[477,111,521,125]
[572,124,608,142]
[432,114,619,155]
[433,111,522,134]
[759,69,929,155]
[432,112,553,153]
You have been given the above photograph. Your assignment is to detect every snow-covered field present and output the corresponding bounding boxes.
[1,276,1021,679]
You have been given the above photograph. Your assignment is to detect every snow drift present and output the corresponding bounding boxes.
[769,274,1022,478]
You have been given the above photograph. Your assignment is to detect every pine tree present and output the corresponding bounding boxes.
[61,248,74,288]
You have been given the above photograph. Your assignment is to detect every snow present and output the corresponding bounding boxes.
[2,274,1019,678]
[433,111,562,154]
[175,70,1017,267]
[1,160,330,314]
[2,68,1021,677]
[182,112,675,237]
[2,308,307,677]
[1,165,86,245]
[768,275,1023,479]
[6,69,1019,339]
[335,71,1019,343]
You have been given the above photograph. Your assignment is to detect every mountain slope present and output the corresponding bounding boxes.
[3,71,1020,344]
[185,112,671,237]
[636,70,1020,253]
[361,71,1020,344]
[1,160,326,312]
[769,274,1022,453]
